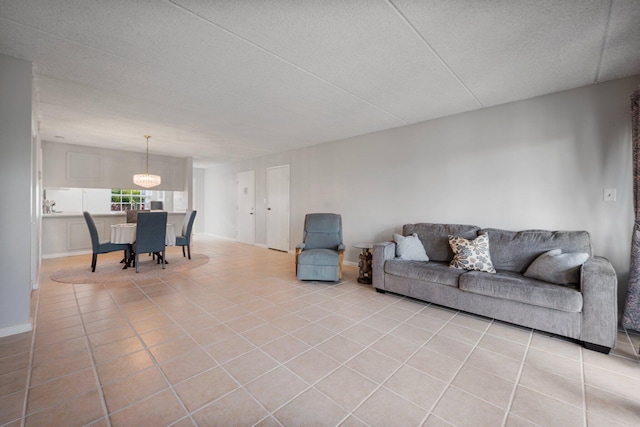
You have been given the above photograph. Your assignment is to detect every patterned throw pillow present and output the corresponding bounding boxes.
[448,233,496,273]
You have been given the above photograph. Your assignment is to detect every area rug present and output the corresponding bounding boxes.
[50,253,210,284]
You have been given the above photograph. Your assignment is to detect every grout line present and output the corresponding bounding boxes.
[500,329,533,427]
[73,284,113,427]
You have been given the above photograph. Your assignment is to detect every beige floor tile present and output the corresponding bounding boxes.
[91,335,145,365]
[109,389,187,427]
[25,389,105,427]
[285,349,340,384]
[30,350,93,385]
[10,237,639,427]
[423,334,475,362]
[260,335,311,363]
[433,386,505,427]
[204,334,256,364]
[477,333,528,361]
[525,347,583,383]
[148,335,199,363]
[466,347,523,382]
[27,368,98,414]
[159,348,217,384]
[388,322,435,345]
[346,348,402,384]
[246,366,309,411]
[355,386,427,427]
[315,334,365,363]
[225,313,267,333]
[87,325,137,348]
[519,364,584,408]
[0,351,30,376]
[0,389,25,425]
[316,366,377,411]
[102,367,168,413]
[32,336,87,365]
[96,350,155,385]
[340,323,385,346]
[192,388,268,426]
[510,386,585,427]
[223,349,279,385]
[451,365,516,410]
[241,323,286,346]
[384,365,447,411]
[407,348,463,383]
[173,366,238,412]
[275,388,347,427]
[584,363,640,403]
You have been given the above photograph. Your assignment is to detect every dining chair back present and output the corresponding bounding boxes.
[175,210,197,259]
[126,209,141,223]
[133,211,168,272]
[150,201,163,210]
[83,211,131,272]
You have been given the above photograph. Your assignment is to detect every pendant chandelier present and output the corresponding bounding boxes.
[133,134,161,188]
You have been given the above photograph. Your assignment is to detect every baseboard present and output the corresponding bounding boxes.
[42,250,92,259]
[0,321,33,338]
[343,260,358,267]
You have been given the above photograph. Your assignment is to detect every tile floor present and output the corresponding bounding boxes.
[1,235,640,426]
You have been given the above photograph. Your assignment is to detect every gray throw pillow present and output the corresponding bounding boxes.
[394,233,429,261]
[524,249,589,285]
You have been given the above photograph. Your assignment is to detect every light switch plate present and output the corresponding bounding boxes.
[604,188,616,202]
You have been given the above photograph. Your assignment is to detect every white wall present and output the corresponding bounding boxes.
[42,141,189,191]
[0,53,33,335]
[205,74,640,310]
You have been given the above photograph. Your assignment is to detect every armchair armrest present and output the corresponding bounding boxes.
[579,256,618,351]
[373,241,396,290]
[338,243,345,252]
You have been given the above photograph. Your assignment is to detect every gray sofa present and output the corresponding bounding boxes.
[373,223,618,353]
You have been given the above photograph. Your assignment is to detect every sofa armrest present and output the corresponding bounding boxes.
[373,241,396,290]
[579,256,618,350]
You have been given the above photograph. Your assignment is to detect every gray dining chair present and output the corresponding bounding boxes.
[83,211,131,272]
[126,209,141,223]
[295,213,345,281]
[175,210,197,259]
[132,211,167,273]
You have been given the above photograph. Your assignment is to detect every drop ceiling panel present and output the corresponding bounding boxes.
[598,0,640,81]
[1,1,639,167]
[173,0,480,123]
[393,0,610,106]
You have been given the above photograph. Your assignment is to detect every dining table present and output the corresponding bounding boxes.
[110,223,176,268]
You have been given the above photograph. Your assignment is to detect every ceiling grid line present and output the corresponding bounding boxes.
[386,0,485,109]
[594,0,615,84]
[165,0,409,125]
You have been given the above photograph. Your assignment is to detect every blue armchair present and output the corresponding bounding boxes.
[83,211,131,272]
[175,210,197,259]
[295,213,345,281]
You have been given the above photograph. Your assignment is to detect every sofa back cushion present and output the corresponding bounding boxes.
[480,228,593,273]
[403,223,480,262]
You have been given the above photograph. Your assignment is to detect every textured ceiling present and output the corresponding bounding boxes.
[1,0,639,168]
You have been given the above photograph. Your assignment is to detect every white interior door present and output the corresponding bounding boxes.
[266,165,290,252]
[237,170,255,245]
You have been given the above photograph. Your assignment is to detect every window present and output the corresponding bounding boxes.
[111,189,148,211]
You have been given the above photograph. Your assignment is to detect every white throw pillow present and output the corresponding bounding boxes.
[394,233,429,261]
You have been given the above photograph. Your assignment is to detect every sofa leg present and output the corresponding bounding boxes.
[375,288,386,294]
[583,342,611,354]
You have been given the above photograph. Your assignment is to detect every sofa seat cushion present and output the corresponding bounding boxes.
[385,260,464,287]
[459,271,583,312]
[298,249,339,266]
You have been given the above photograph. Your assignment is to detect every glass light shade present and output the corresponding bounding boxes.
[133,173,161,188]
